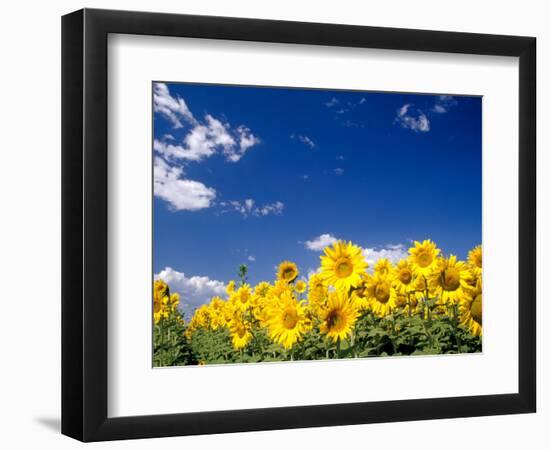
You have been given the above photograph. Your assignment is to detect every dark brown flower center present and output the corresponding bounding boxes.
[335,259,353,278]
[375,283,390,303]
[441,268,460,291]
[471,294,482,324]
[399,269,412,284]
[282,309,298,329]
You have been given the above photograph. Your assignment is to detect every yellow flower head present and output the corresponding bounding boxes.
[153,279,173,323]
[374,258,395,277]
[429,255,473,305]
[295,280,307,294]
[271,279,292,297]
[266,291,310,349]
[393,259,415,294]
[153,298,163,324]
[307,274,328,314]
[169,292,180,311]
[319,289,359,342]
[277,261,299,283]
[350,274,371,311]
[154,279,169,302]
[320,240,368,291]
[254,281,271,298]
[468,245,482,276]
[232,284,253,310]
[228,314,253,350]
[365,272,397,317]
[208,296,226,330]
[408,239,440,277]
[459,278,482,337]
[226,280,236,296]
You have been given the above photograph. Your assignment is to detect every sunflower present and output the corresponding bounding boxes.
[226,280,236,296]
[319,290,359,342]
[232,284,253,310]
[374,258,395,277]
[228,314,253,349]
[270,279,292,298]
[393,259,415,294]
[307,273,328,314]
[189,305,211,330]
[153,298,163,324]
[408,239,440,277]
[266,291,310,349]
[277,261,299,283]
[468,245,482,276]
[295,280,307,294]
[208,296,226,330]
[459,278,482,337]
[254,281,271,298]
[169,292,180,312]
[154,279,169,302]
[320,240,368,291]
[350,274,371,310]
[365,272,397,317]
[429,255,473,305]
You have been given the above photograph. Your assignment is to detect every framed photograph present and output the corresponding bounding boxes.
[62,8,536,442]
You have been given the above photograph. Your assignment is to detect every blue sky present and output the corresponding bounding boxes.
[152,82,481,311]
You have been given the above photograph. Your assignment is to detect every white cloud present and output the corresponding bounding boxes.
[153,84,259,164]
[334,168,345,176]
[153,82,196,128]
[257,201,284,216]
[247,255,256,262]
[432,95,458,114]
[291,134,316,149]
[153,157,216,211]
[325,97,339,107]
[204,115,236,150]
[155,267,226,314]
[154,115,259,164]
[395,104,430,132]
[154,139,213,162]
[227,125,261,162]
[432,104,447,114]
[305,233,338,251]
[152,85,261,211]
[362,244,408,269]
[225,199,284,217]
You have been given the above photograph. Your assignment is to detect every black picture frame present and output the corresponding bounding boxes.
[62,8,536,442]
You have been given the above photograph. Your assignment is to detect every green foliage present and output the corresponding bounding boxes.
[153,314,196,367]
[154,308,481,366]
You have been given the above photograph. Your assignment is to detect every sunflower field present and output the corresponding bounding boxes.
[153,240,482,367]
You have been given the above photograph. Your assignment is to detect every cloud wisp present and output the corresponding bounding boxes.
[304,233,338,251]
[290,133,316,149]
[432,95,458,114]
[153,82,196,128]
[324,97,339,108]
[222,199,285,218]
[395,104,430,132]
